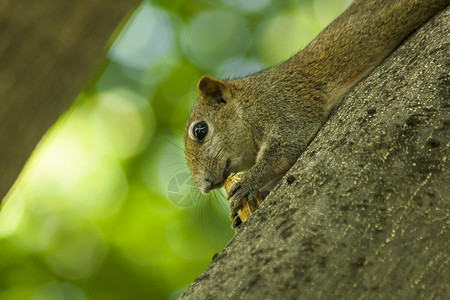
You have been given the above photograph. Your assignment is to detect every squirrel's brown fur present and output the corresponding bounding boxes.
[184,0,449,227]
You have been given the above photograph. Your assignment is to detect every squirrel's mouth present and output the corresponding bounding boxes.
[210,181,224,191]
[201,159,232,194]
[200,180,222,194]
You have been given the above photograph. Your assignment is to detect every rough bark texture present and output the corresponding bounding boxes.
[0,0,140,203]
[181,7,449,300]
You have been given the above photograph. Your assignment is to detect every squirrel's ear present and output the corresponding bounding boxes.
[197,75,232,104]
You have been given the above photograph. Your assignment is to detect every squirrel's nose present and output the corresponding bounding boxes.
[199,179,212,194]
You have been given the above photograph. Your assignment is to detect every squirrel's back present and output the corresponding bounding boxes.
[295,0,449,113]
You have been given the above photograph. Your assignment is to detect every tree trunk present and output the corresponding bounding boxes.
[181,7,449,300]
[0,0,140,203]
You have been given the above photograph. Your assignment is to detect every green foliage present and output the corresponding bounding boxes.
[0,0,347,298]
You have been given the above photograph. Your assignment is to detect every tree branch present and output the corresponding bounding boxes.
[181,7,450,299]
[0,0,140,203]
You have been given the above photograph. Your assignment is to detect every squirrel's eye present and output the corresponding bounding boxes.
[193,121,208,142]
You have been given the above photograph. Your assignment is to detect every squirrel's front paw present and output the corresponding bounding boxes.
[227,178,260,219]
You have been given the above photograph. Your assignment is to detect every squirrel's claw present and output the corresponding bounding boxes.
[227,182,240,200]
[229,179,260,219]
[229,192,243,218]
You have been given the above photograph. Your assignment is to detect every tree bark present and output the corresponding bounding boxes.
[181,7,450,300]
[0,0,140,203]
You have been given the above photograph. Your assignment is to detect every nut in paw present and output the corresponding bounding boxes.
[224,173,262,227]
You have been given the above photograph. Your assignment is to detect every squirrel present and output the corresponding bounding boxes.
[184,0,449,227]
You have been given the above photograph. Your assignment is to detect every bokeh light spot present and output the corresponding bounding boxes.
[181,10,252,70]
[313,0,352,27]
[256,9,318,66]
[109,3,176,70]
[90,88,155,159]
[44,222,107,280]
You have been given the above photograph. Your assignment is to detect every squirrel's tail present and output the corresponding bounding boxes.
[294,0,449,114]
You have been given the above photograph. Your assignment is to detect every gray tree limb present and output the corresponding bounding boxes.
[181,7,449,299]
[0,0,140,203]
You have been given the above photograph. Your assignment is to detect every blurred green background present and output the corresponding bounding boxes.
[0,0,348,299]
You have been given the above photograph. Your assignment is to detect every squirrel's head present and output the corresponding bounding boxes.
[184,75,257,194]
